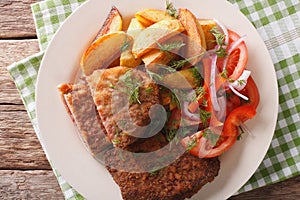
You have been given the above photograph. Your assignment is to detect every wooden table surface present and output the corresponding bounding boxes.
[1,1,299,199]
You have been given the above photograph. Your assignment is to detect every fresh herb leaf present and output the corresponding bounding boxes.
[129,86,141,104]
[169,59,190,69]
[210,26,227,58]
[166,129,177,142]
[157,41,185,54]
[146,69,163,81]
[145,86,153,93]
[199,109,211,125]
[119,71,142,104]
[203,128,220,147]
[149,166,161,175]
[109,83,116,89]
[165,0,178,18]
[220,68,228,79]
[170,90,180,108]
[191,86,206,102]
[237,79,246,85]
[186,137,197,151]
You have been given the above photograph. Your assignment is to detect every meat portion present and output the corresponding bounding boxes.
[87,66,161,149]
[58,82,112,156]
[101,132,220,200]
[106,152,220,200]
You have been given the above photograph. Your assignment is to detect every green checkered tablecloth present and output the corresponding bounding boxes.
[7,0,300,199]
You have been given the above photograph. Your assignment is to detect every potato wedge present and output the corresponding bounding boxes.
[162,68,202,89]
[135,9,173,27]
[120,18,144,68]
[80,31,131,76]
[141,35,183,65]
[95,6,123,40]
[198,19,217,50]
[132,19,184,58]
[178,8,206,64]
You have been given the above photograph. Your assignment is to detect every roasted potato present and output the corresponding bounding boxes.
[95,6,123,40]
[197,19,217,50]
[162,68,202,89]
[135,9,174,27]
[80,31,131,76]
[141,35,183,65]
[120,18,144,68]
[132,19,184,58]
[178,8,206,64]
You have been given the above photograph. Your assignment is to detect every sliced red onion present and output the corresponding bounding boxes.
[214,18,229,45]
[215,96,226,121]
[228,84,249,101]
[230,70,251,91]
[210,54,221,112]
[222,35,247,72]
[182,101,201,122]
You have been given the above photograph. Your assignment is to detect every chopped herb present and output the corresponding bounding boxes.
[146,69,163,81]
[201,99,208,107]
[169,59,190,69]
[166,129,177,142]
[199,109,211,125]
[165,0,178,18]
[145,86,153,93]
[170,90,180,108]
[157,41,185,55]
[120,39,131,53]
[210,26,227,58]
[109,83,116,89]
[129,86,141,104]
[186,137,197,151]
[203,128,220,147]
[237,79,246,85]
[168,53,204,70]
[220,68,228,79]
[119,71,142,104]
[191,86,206,102]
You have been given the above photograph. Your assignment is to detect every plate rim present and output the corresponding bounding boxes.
[36,0,278,199]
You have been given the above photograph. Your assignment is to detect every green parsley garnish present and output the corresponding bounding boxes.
[129,86,141,104]
[119,71,142,104]
[199,109,211,126]
[146,69,163,81]
[203,128,220,147]
[157,41,185,55]
[210,26,227,58]
[186,137,197,151]
[220,68,228,79]
[145,86,153,93]
[237,79,246,85]
[165,0,178,18]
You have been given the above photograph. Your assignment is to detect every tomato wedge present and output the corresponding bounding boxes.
[240,76,260,109]
[181,105,256,158]
[223,30,248,81]
[222,105,256,136]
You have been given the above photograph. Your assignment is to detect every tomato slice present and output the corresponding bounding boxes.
[181,105,256,158]
[181,127,237,158]
[224,30,248,81]
[240,76,260,109]
[222,105,256,136]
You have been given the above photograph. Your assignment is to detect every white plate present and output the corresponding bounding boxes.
[36,0,278,199]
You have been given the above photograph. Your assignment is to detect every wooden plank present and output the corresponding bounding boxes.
[230,175,300,199]
[0,0,41,38]
[0,110,51,170]
[0,170,64,199]
[0,40,40,104]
